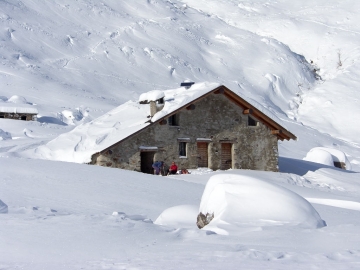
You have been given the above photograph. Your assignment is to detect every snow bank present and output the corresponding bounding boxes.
[198,174,326,235]
[0,200,8,214]
[154,205,198,228]
[304,147,352,170]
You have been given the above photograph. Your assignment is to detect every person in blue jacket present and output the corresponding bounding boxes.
[152,161,164,175]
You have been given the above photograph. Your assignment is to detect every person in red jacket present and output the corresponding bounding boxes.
[168,161,178,175]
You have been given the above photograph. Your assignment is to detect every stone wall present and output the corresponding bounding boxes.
[0,113,36,121]
[92,92,279,172]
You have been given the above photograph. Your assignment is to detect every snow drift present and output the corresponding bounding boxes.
[198,174,326,235]
[154,205,198,228]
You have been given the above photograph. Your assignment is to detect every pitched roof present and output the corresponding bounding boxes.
[0,105,38,114]
[33,82,295,164]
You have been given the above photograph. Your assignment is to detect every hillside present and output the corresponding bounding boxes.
[1,0,360,269]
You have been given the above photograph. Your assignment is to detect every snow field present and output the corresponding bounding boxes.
[1,157,360,269]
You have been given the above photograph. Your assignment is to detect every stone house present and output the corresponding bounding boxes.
[88,83,296,173]
[0,106,38,121]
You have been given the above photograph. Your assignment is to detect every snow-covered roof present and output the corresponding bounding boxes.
[33,82,294,164]
[34,82,220,163]
[0,106,38,114]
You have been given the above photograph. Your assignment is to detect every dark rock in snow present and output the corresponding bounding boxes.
[196,212,214,229]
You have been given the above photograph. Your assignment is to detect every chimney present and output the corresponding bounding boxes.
[149,97,165,117]
[180,82,195,89]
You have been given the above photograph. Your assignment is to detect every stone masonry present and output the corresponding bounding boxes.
[91,92,279,172]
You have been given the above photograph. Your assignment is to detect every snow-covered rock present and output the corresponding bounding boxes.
[304,147,352,170]
[198,174,326,235]
[58,108,86,126]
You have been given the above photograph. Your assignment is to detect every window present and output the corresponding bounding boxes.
[248,116,258,126]
[179,142,187,157]
[168,114,179,126]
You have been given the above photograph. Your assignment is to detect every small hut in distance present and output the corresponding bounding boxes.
[0,105,38,121]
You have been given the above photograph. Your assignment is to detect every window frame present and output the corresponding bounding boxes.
[168,113,179,126]
[248,116,258,127]
[179,141,187,157]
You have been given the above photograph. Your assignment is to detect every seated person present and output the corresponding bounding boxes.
[168,161,178,175]
[180,169,190,174]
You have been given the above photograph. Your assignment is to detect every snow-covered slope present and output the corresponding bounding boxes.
[1,1,360,269]
[179,0,360,145]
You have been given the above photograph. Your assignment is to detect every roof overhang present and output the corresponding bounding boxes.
[153,85,297,141]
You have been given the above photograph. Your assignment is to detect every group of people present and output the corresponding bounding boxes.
[152,161,189,176]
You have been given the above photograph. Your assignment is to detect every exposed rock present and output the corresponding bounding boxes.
[196,212,214,229]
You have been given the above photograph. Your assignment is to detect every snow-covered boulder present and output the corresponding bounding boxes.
[304,147,352,170]
[0,129,12,141]
[0,200,8,214]
[7,95,28,104]
[58,108,86,126]
[198,174,326,235]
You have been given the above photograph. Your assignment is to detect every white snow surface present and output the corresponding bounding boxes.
[1,0,360,269]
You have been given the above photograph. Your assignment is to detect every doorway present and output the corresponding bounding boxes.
[197,142,208,167]
[221,143,232,170]
[140,151,156,174]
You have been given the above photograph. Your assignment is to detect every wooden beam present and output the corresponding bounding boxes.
[243,108,253,115]
[159,119,167,125]
[186,104,196,110]
[271,130,282,135]
[214,88,224,94]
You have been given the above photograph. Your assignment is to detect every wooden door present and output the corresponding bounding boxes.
[197,142,208,167]
[221,143,232,170]
[141,151,156,174]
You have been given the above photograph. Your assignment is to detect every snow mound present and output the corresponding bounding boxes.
[0,200,8,214]
[7,95,28,104]
[58,108,87,126]
[154,205,198,228]
[199,174,326,235]
[304,147,352,170]
[0,129,12,141]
